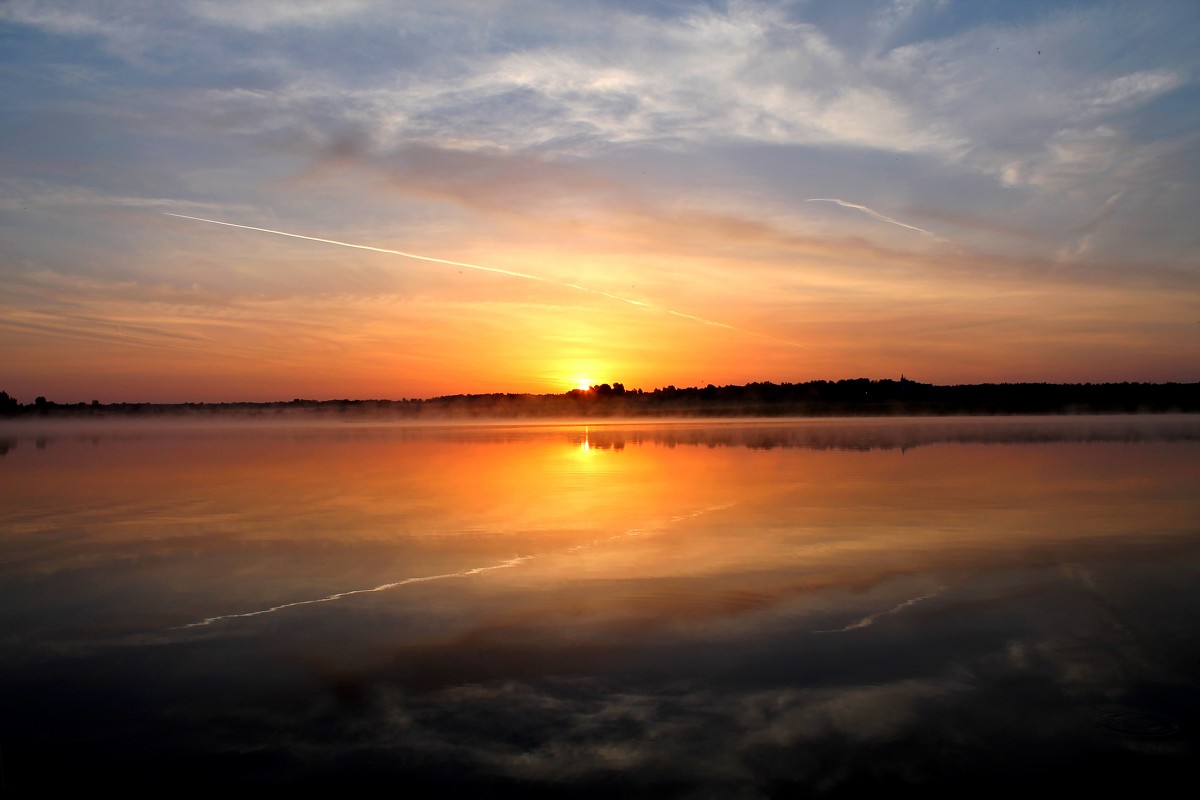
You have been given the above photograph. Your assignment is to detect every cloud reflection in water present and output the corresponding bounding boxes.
[0,416,1197,793]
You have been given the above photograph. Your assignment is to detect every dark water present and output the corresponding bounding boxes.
[1,416,1198,795]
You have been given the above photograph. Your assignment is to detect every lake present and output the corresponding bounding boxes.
[1,415,1198,795]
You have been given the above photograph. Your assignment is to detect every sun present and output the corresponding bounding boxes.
[555,363,609,393]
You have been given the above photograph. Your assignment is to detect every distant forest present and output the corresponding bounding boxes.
[3,378,1199,418]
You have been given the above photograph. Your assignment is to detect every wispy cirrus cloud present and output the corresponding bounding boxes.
[0,179,255,214]
[186,0,379,31]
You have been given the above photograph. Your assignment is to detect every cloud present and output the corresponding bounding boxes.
[187,0,378,31]
[102,0,1190,271]
[9,2,1193,191]
[870,7,1194,181]
[1083,69,1185,110]
[40,1,958,159]
[1057,190,1125,262]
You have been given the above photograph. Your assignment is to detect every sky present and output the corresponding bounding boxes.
[1,0,1198,402]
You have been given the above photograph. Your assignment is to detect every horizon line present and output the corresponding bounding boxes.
[5,376,1198,408]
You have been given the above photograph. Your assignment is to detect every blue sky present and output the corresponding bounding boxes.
[2,1,1198,401]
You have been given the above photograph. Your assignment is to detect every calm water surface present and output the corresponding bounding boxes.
[1,416,1198,795]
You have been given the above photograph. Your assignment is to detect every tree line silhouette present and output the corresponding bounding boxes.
[3,378,1198,418]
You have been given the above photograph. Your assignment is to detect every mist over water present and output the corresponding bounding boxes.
[1,416,1198,794]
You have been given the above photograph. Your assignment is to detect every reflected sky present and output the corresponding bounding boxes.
[1,417,1198,793]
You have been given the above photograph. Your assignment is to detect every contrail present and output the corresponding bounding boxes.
[806,198,943,240]
[813,587,944,633]
[175,556,534,629]
[164,212,797,343]
[166,212,561,286]
[175,502,736,629]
